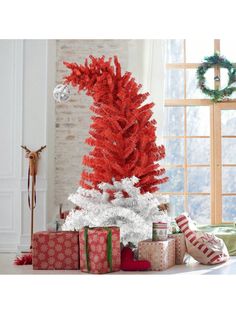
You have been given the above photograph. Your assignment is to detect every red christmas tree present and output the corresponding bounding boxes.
[64,56,168,194]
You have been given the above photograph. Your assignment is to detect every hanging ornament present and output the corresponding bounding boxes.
[214,76,220,82]
[53,84,71,103]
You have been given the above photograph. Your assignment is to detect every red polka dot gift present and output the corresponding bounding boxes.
[32,231,80,270]
[79,226,121,274]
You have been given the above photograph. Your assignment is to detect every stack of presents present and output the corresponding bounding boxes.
[31,214,229,274]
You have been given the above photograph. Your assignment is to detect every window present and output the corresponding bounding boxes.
[161,39,236,224]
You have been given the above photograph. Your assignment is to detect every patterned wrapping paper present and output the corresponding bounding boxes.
[176,214,229,265]
[32,231,80,270]
[79,227,120,274]
[169,233,187,264]
[138,238,175,271]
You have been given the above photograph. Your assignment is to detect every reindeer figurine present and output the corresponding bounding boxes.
[21,145,46,250]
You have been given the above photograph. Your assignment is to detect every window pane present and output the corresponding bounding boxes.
[164,139,184,165]
[187,138,210,164]
[186,39,214,63]
[219,69,236,99]
[159,168,184,192]
[165,69,184,99]
[220,40,236,62]
[186,69,215,99]
[166,39,184,63]
[221,110,236,136]
[188,167,210,192]
[188,195,210,224]
[227,91,236,100]
[187,106,210,136]
[186,69,209,99]
[222,167,236,193]
[222,138,236,164]
[169,195,185,217]
[220,68,230,89]
[222,196,236,221]
[203,68,215,90]
[164,106,184,136]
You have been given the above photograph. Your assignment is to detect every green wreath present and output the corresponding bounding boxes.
[196,53,236,102]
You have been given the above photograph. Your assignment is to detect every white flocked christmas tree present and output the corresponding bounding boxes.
[63,176,169,245]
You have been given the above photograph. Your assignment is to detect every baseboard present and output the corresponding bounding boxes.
[18,234,30,253]
[0,235,31,253]
[17,244,31,253]
[0,243,17,253]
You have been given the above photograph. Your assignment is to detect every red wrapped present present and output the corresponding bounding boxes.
[32,231,80,270]
[79,226,120,274]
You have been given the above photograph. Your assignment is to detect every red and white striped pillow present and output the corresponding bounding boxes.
[175,214,229,265]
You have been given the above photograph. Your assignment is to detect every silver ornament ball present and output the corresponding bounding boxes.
[53,84,71,103]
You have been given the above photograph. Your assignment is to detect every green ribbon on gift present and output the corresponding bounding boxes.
[104,227,112,272]
[84,227,90,272]
[84,227,113,273]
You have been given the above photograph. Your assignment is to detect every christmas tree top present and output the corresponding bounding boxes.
[64,55,168,194]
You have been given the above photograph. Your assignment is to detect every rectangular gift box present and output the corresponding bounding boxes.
[79,226,120,274]
[169,233,187,264]
[32,231,80,270]
[138,238,175,271]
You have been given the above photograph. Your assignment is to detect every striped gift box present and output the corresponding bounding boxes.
[175,214,229,265]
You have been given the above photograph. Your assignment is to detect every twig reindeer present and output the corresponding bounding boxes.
[21,145,46,249]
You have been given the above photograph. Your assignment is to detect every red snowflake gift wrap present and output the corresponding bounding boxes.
[32,231,80,270]
[79,227,121,274]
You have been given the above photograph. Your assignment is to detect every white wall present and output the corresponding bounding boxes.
[0,40,22,252]
[0,40,56,252]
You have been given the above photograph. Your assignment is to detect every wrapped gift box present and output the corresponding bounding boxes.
[32,231,80,270]
[79,226,120,274]
[138,238,175,271]
[169,233,186,264]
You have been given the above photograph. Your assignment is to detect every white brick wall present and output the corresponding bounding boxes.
[55,40,143,210]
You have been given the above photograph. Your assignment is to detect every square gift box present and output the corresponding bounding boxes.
[138,238,175,271]
[168,233,187,264]
[32,231,80,270]
[79,226,120,274]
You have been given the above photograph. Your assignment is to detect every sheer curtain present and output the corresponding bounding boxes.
[141,40,175,211]
[142,39,166,145]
